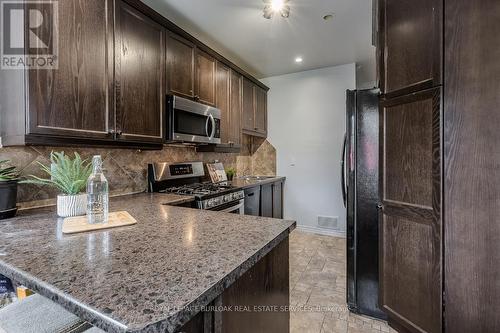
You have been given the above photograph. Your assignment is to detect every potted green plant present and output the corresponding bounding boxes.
[22,152,92,217]
[225,167,236,181]
[0,160,20,218]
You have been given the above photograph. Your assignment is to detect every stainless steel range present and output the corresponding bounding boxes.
[147,162,244,214]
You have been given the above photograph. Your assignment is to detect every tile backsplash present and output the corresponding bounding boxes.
[0,139,276,208]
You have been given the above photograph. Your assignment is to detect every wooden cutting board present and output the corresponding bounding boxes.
[62,211,137,234]
[206,162,227,183]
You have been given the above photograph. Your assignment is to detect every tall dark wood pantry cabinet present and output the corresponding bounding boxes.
[443,1,500,332]
[378,0,500,332]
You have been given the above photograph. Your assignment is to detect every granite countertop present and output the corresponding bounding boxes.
[229,176,286,190]
[147,193,194,206]
[0,193,295,333]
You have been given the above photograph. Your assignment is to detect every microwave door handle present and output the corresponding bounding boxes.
[209,114,216,139]
[205,115,210,137]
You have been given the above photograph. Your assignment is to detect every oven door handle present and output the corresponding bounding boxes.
[209,114,216,140]
[220,200,244,214]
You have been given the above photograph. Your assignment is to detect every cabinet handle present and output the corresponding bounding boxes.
[247,192,255,197]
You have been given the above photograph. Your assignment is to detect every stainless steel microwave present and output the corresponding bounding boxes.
[166,95,221,144]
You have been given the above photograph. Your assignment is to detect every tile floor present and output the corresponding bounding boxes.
[289,230,397,333]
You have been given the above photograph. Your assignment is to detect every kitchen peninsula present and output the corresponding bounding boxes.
[0,193,295,333]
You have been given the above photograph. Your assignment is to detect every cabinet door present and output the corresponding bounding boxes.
[242,78,255,132]
[26,0,113,140]
[167,32,195,99]
[216,62,231,144]
[379,0,442,97]
[254,86,267,135]
[272,182,283,219]
[244,187,260,216]
[444,0,500,331]
[115,1,165,143]
[229,70,242,146]
[196,50,216,106]
[260,183,273,218]
[379,88,441,333]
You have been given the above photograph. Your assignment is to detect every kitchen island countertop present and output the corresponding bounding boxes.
[0,193,295,333]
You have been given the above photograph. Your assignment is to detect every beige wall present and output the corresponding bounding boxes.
[0,138,276,208]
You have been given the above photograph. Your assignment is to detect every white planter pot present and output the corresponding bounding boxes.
[57,193,87,217]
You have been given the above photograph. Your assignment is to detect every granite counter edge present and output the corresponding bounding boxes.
[137,220,297,333]
[0,221,296,333]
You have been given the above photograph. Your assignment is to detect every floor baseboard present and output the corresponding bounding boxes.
[296,225,346,238]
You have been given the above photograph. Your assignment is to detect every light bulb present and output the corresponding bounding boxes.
[295,57,303,63]
[271,0,284,12]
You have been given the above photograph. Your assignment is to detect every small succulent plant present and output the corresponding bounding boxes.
[0,160,19,182]
[21,152,92,195]
[225,167,236,179]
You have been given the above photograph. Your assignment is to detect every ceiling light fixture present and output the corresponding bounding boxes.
[263,0,290,19]
[323,14,334,21]
[295,57,303,63]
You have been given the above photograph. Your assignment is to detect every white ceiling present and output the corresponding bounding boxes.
[142,0,376,85]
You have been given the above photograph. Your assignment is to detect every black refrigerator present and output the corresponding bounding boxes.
[342,88,386,320]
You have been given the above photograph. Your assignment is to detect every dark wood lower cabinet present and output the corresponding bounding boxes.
[260,184,273,218]
[176,238,290,333]
[260,181,283,219]
[272,181,283,219]
[221,238,289,333]
[244,187,261,217]
[379,88,441,333]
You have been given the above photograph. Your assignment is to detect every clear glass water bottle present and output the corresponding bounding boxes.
[87,155,109,224]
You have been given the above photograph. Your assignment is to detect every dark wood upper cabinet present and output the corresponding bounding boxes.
[242,78,267,137]
[254,86,267,135]
[2,0,268,148]
[26,0,113,140]
[115,0,165,143]
[216,62,231,144]
[196,50,216,106]
[379,0,442,97]
[242,78,255,132]
[166,32,195,99]
[229,70,242,146]
[380,88,441,333]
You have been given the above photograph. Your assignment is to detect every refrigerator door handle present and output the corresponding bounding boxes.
[341,132,347,207]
